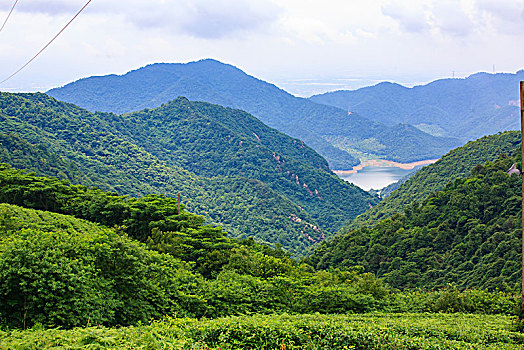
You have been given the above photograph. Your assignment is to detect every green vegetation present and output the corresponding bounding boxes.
[0,91,379,254]
[0,175,518,331]
[350,131,520,229]
[2,313,523,349]
[2,79,523,347]
[96,97,376,232]
[47,59,461,168]
[310,151,522,291]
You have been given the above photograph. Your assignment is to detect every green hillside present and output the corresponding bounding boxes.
[47,59,461,169]
[349,131,520,230]
[0,164,519,342]
[0,192,517,331]
[309,152,522,291]
[0,92,378,253]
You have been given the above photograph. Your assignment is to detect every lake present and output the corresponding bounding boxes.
[336,166,416,191]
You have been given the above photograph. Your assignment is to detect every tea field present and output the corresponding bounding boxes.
[2,313,523,349]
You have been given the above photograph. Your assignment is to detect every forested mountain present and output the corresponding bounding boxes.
[310,71,524,141]
[349,131,520,230]
[0,92,377,253]
[47,59,460,169]
[309,152,522,291]
[99,97,376,232]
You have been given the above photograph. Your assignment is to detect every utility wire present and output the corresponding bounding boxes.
[0,0,19,34]
[0,0,92,85]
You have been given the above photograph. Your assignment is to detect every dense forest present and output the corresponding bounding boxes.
[47,59,461,168]
[0,167,519,332]
[0,92,378,254]
[309,151,522,291]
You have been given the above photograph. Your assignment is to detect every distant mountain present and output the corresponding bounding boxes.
[347,131,520,230]
[0,92,378,254]
[310,71,524,141]
[47,59,460,169]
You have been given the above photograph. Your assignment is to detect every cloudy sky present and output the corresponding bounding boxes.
[0,0,523,96]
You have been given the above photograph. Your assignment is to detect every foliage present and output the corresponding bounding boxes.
[0,198,520,330]
[2,313,524,349]
[0,206,204,329]
[95,97,377,233]
[310,151,523,291]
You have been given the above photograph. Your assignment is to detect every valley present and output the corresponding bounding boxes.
[1,61,523,349]
[1,0,524,347]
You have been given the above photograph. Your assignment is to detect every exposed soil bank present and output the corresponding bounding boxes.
[334,159,439,175]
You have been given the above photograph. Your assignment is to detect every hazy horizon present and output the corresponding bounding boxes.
[0,0,523,96]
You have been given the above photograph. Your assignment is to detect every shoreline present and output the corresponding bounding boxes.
[334,158,439,175]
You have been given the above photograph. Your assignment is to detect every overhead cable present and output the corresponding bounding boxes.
[0,0,19,34]
[0,0,92,85]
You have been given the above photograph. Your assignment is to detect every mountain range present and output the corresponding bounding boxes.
[0,91,377,254]
[47,59,460,169]
[310,71,524,142]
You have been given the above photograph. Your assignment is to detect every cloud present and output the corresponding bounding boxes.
[475,0,524,34]
[0,0,282,39]
[381,0,476,37]
[381,2,430,33]
[429,1,475,37]
[178,0,281,39]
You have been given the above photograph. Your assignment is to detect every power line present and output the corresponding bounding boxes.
[0,0,19,34]
[0,0,92,85]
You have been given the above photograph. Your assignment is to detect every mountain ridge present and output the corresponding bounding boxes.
[47,59,461,169]
[310,70,524,141]
[0,91,377,253]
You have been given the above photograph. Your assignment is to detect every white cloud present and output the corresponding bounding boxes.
[381,2,430,33]
[475,0,524,34]
[0,0,523,95]
[429,1,475,37]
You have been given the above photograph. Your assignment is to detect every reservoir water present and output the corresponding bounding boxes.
[336,166,416,191]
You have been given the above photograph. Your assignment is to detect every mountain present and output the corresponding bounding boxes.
[0,91,378,254]
[310,71,524,141]
[309,151,522,291]
[96,97,377,232]
[348,131,520,230]
[47,59,460,169]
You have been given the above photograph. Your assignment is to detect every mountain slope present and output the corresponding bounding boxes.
[0,93,326,253]
[47,59,460,169]
[0,92,378,253]
[310,71,524,141]
[309,152,521,291]
[100,97,375,231]
[347,131,520,230]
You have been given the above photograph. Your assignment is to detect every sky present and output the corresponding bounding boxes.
[0,0,523,96]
